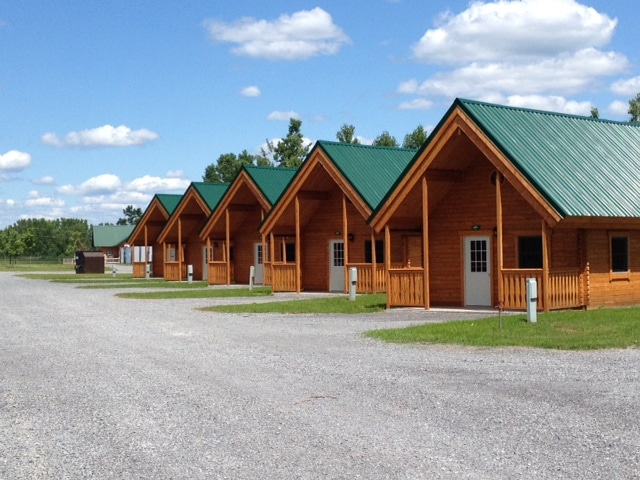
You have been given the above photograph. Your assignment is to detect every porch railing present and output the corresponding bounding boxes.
[346,263,386,293]
[502,268,583,310]
[208,261,228,285]
[548,269,583,310]
[164,262,186,281]
[271,263,297,292]
[132,262,146,278]
[387,268,424,307]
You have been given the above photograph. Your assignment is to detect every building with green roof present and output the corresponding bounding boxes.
[157,182,229,281]
[92,224,135,263]
[128,193,183,278]
[371,98,640,311]
[199,165,297,286]
[259,140,417,294]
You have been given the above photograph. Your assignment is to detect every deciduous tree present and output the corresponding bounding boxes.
[402,125,427,149]
[372,131,398,148]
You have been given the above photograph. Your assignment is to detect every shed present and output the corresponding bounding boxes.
[75,251,105,274]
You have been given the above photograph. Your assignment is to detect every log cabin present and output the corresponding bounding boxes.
[156,182,229,281]
[259,141,416,293]
[369,98,640,311]
[128,193,182,278]
[199,165,297,286]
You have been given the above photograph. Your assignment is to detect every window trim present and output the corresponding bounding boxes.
[609,232,630,281]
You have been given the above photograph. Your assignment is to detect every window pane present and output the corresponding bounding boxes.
[518,236,543,269]
[611,237,629,272]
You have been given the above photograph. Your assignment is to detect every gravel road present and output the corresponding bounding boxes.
[1,272,638,479]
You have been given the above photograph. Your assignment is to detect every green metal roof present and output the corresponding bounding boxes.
[243,165,297,205]
[316,141,417,211]
[92,225,135,247]
[191,182,229,210]
[457,98,640,218]
[155,193,182,215]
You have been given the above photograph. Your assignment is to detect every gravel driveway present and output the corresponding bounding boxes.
[1,272,638,479]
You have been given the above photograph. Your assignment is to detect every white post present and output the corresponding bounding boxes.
[145,263,150,280]
[187,264,193,284]
[249,266,255,291]
[526,278,538,323]
[349,267,358,301]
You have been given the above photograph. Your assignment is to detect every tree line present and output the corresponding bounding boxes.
[202,120,429,183]
[0,218,92,261]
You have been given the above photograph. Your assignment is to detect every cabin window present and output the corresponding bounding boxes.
[364,240,384,263]
[518,236,543,269]
[284,243,296,262]
[610,236,629,273]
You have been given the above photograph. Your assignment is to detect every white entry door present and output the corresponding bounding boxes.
[254,243,264,285]
[329,240,345,292]
[464,236,492,306]
[202,246,209,281]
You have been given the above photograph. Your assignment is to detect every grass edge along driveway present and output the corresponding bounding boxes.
[366,307,640,350]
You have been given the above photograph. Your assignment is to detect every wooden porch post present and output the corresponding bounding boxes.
[261,209,268,286]
[206,237,211,283]
[295,194,301,294]
[385,225,391,309]
[163,241,167,278]
[144,225,148,265]
[422,177,430,309]
[270,232,276,291]
[225,208,231,285]
[342,194,349,293]
[371,229,377,294]
[178,218,182,282]
[542,219,550,312]
[496,172,504,306]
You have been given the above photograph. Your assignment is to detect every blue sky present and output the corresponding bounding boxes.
[1,0,639,228]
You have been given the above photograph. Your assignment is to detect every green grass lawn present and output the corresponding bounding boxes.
[20,273,134,283]
[117,286,272,300]
[1,262,73,272]
[201,294,387,314]
[366,307,640,350]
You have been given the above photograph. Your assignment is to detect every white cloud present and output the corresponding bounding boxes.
[41,125,159,148]
[240,86,262,97]
[125,175,190,193]
[267,111,301,121]
[403,49,626,99]
[398,0,626,112]
[397,98,434,110]
[166,170,185,179]
[204,7,350,60]
[611,76,640,96]
[608,100,628,116]
[24,196,65,208]
[33,176,56,185]
[58,174,122,195]
[0,150,32,172]
[413,0,617,65]
[504,95,592,115]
